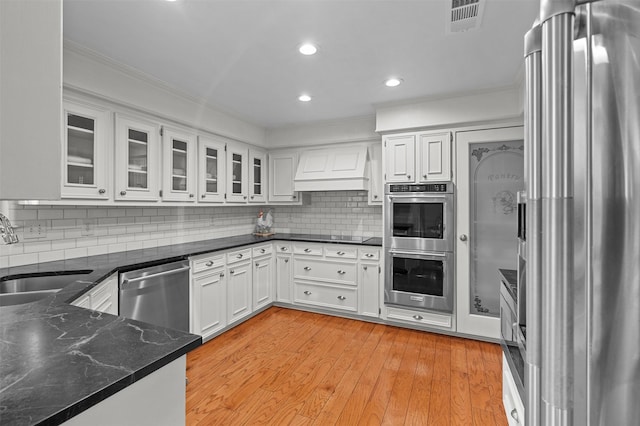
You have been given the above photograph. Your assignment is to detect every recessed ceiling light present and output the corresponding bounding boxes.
[299,43,318,56]
[385,78,403,87]
[298,94,312,102]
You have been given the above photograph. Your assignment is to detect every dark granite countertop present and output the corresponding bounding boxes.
[0,233,381,426]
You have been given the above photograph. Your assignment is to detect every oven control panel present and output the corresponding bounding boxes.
[387,183,452,193]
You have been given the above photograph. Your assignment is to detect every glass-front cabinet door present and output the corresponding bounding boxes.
[115,114,159,201]
[249,149,267,203]
[226,143,248,203]
[161,127,196,202]
[197,135,226,203]
[62,100,110,199]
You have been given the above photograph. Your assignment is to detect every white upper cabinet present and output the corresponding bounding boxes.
[197,135,226,203]
[114,114,160,201]
[383,131,452,183]
[383,134,415,183]
[294,146,368,191]
[248,149,267,203]
[368,143,383,205]
[417,132,451,182]
[162,127,197,202]
[268,151,300,204]
[226,142,249,203]
[62,100,111,200]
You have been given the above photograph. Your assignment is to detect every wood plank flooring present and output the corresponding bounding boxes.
[186,307,507,425]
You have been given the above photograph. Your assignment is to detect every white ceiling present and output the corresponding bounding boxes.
[63,0,540,129]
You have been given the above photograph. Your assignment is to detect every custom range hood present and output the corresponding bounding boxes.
[294,146,369,191]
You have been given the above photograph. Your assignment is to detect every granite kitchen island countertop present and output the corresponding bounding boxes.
[0,233,381,425]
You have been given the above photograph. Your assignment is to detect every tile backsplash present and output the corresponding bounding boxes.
[0,191,382,268]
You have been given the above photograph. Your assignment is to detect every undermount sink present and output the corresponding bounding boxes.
[0,270,93,307]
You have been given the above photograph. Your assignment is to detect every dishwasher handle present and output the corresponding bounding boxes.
[120,266,190,290]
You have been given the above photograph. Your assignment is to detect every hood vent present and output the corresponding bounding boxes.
[294,146,369,192]
[447,0,485,33]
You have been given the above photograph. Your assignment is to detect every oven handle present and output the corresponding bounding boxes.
[388,250,450,260]
[387,195,451,203]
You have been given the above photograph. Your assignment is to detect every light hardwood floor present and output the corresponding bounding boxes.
[186,307,508,425]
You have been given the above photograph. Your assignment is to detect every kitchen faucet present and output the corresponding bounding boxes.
[0,213,19,244]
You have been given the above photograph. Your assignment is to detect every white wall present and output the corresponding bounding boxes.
[64,42,266,147]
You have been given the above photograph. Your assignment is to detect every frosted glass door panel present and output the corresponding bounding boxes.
[469,140,523,316]
[172,139,188,192]
[128,129,148,189]
[232,153,243,195]
[206,147,219,193]
[253,158,262,195]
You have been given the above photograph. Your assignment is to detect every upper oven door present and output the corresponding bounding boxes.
[385,194,454,252]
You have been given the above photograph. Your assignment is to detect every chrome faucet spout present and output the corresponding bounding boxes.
[0,213,19,244]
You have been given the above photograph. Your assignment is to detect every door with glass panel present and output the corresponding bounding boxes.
[115,114,159,201]
[197,136,226,203]
[249,149,267,203]
[162,127,197,202]
[456,126,524,338]
[226,143,248,203]
[62,100,110,199]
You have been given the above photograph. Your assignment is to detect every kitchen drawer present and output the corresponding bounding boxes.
[294,281,357,312]
[191,253,225,274]
[227,248,251,265]
[386,306,452,329]
[325,246,357,259]
[275,242,292,254]
[293,243,323,256]
[294,258,357,286]
[503,354,525,426]
[252,244,272,258]
[359,248,380,261]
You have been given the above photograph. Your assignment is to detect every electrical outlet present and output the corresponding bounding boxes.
[81,218,97,237]
[24,220,47,240]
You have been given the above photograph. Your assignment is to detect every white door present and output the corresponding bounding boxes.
[253,257,272,309]
[383,134,415,182]
[417,131,451,182]
[269,151,299,203]
[227,262,252,324]
[197,136,226,203]
[456,126,524,339]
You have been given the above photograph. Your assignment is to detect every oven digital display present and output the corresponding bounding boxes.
[389,183,448,193]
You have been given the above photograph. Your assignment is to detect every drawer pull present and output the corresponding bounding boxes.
[304,290,312,295]
[510,409,519,423]
[236,254,243,259]
[304,266,312,271]
[337,270,346,275]
[337,251,345,255]
[255,262,259,267]
[337,295,347,301]
[260,248,266,253]
[281,247,288,251]
[304,248,312,253]
[413,315,423,321]
[365,253,375,258]
[205,261,214,267]
[219,273,224,278]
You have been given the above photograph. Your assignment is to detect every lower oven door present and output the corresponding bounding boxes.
[384,250,454,313]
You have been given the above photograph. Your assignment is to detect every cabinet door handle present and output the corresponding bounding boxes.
[120,190,127,196]
[98,189,106,194]
[304,266,312,271]
[284,259,289,263]
[510,408,519,423]
[363,266,368,271]
[237,254,243,259]
[304,248,311,253]
[189,193,195,198]
[337,251,345,255]
[230,269,235,274]
[304,290,312,295]
[459,234,468,242]
[413,315,423,321]
[205,261,214,267]
[260,248,266,253]
[365,253,374,258]
[337,295,346,301]
[337,270,346,275]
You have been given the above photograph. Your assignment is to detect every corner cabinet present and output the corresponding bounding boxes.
[268,151,301,204]
[226,143,249,203]
[248,149,267,203]
[114,114,160,201]
[383,131,452,183]
[197,135,226,203]
[62,100,111,200]
[162,127,197,202]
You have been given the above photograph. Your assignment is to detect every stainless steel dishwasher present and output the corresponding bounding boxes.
[119,260,190,332]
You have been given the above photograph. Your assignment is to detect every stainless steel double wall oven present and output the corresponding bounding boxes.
[384,182,455,313]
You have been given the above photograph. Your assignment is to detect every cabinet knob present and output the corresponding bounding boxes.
[255,262,259,267]
[374,195,378,199]
[337,295,346,301]
[201,194,206,198]
[281,247,288,251]
[251,195,254,200]
[337,251,345,255]
[407,175,411,180]
[284,259,289,263]
[244,196,247,200]
[304,248,311,253]
[220,272,224,278]
[98,189,106,194]
[230,269,235,274]
[304,290,312,295]
[237,254,243,259]
[423,175,428,179]
[365,253,374,258]
[337,270,346,275]
[293,195,297,199]
[459,234,468,242]
[260,248,266,253]
[510,409,519,423]
[413,315,424,321]
[120,190,127,196]
[205,261,214,267]
[189,193,195,198]
[304,266,312,271]
[363,266,368,270]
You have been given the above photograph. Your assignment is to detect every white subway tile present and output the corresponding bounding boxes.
[107,243,127,254]
[51,240,76,251]
[64,209,87,219]
[87,245,109,257]
[0,256,8,268]
[23,241,52,254]
[38,250,65,264]
[38,209,64,220]
[9,253,38,267]
[126,241,144,251]
[76,237,98,248]
[65,247,87,260]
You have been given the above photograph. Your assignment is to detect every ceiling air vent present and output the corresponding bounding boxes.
[447,0,485,33]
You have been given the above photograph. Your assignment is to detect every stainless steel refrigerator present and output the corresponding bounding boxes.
[524,1,640,425]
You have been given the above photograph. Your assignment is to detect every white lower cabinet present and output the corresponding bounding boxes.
[252,244,273,310]
[190,253,227,340]
[275,243,292,303]
[359,262,380,318]
[294,281,357,312]
[503,354,525,426]
[71,272,118,315]
[227,249,253,325]
[385,306,453,330]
